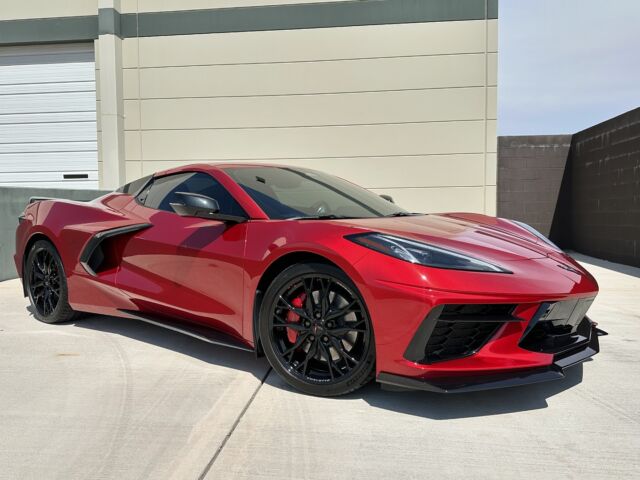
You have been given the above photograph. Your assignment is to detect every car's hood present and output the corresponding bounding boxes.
[334,214,553,263]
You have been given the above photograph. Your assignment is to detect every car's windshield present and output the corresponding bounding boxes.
[225,166,409,220]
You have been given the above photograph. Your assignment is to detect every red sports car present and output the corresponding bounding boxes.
[14,163,605,396]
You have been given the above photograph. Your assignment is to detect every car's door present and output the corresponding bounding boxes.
[115,171,248,337]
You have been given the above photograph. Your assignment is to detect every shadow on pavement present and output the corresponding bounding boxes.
[570,252,640,279]
[62,312,268,379]
[354,363,584,419]
[33,307,586,420]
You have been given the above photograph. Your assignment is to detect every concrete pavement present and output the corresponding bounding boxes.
[1,254,639,479]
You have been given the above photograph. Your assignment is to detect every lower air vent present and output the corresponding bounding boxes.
[520,298,595,354]
[404,304,518,364]
[425,320,503,363]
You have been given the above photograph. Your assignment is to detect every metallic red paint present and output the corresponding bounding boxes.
[14,163,600,389]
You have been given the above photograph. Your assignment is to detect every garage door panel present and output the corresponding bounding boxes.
[0,92,96,114]
[0,122,97,144]
[0,151,97,172]
[0,43,97,189]
[0,81,95,95]
[0,62,95,85]
[0,141,97,154]
[0,171,98,183]
[0,112,96,125]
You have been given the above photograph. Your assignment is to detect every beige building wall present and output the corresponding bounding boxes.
[0,0,98,20]
[118,11,497,214]
[1,0,498,214]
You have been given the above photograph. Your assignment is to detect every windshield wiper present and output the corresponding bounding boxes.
[288,214,355,220]
[384,212,424,217]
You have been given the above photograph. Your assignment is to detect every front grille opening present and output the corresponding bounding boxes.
[519,298,594,354]
[440,304,516,321]
[425,321,503,363]
[420,303,516,364]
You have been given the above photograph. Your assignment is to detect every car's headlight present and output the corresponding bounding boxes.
[511,220,562,252]
[346,233,511,273]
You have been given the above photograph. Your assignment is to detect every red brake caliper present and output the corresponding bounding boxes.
[286,294,306,343]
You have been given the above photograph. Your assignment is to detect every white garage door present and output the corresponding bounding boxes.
[0,43,98,189]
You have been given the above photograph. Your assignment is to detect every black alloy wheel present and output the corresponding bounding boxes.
[260,263,375,396]
[25,240,76,324]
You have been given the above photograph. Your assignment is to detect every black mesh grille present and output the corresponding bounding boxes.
[425,321,503,363]
[418,304,516,364]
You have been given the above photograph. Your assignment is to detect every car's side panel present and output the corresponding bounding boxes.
[14,195,150,314]
[115,201,248,339]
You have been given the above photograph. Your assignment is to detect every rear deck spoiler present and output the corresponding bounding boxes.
[28,196,56,204]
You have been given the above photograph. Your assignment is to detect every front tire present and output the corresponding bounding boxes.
[259,263,375,396]
[25,240,76,324]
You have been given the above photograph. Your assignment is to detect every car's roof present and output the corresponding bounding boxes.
[153,162,293,177]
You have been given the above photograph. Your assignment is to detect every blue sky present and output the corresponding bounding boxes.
[498,0,640,135]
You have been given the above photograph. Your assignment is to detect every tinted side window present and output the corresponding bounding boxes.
[143,172,246,217]
[116,175,151,195]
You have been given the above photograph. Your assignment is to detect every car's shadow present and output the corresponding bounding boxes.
[47,310,585,420]
[42,310,270,377]
[352,363,584,420]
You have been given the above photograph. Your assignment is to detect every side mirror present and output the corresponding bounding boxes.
[380,194,394,203]
[170,192,246,223]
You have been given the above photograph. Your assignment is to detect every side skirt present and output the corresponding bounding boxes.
[118,309,254,352]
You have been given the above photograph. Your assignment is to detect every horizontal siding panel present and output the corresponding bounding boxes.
[0,92,96,114]
[134,0,352,14]
[488,19,498,52]
[138,153,486,189]
[487,86,497,119]
[132,20,486,67]
[133,87,486,130]
[133,54,485,99]
[370,186,485,213]
[124,100,140,130]
[0,1,97,21]
[0,122,97,143]
[139,121,485,161]
[488,53,497,86]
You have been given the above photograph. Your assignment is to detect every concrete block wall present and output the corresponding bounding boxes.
[497,107,640,268]
[0,187,107,281]
[497,135,571,237]
[570,107,640,267]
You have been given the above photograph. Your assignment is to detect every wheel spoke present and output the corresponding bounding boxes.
[303,278,315,317]
[272,322,307,332]
[318,279,332,317]
[278,295,311,321]
[319,342,343,380]
[282,332,310,358]
[329,337,359,367]
[325,300,360,321]
[296,339,318,376]
[328,325,367,336]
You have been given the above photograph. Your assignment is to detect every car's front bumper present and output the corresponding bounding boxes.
[377,323,607,393]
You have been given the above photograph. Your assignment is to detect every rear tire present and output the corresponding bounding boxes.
[259,262,375,396]
[25,240,76,324]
